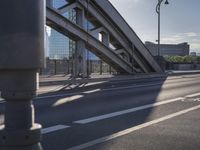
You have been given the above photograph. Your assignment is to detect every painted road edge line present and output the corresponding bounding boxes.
[73,97,183,124]
[186,92,200,98]
[67,104,200,150]
[42,125,70,134]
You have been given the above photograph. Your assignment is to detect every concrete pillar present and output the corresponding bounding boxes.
[0,1,44,149]
[109,65,112,74]
[74,40,87,77]
[73,8,87,78]
[89,28,110,75]
[101,32,110,47]
[101,32,109,75]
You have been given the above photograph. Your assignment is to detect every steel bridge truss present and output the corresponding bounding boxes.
[46,0,163,76]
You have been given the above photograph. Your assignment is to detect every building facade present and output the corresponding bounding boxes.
[46,0,98,61]
[190,52,197,57]
[145,41,190,57]
[48,0,71,60]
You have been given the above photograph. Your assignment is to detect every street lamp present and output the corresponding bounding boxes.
[156,0,169,57]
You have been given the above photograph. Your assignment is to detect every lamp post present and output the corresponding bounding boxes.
[156,0,169,57]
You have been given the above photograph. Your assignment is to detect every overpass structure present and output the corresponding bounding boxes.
[0,1,163,149]
[46,0,163,76]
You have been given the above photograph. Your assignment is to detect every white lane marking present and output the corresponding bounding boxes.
[36,82,163,100]
[53,95,83,107]
[83,89,101,94]
[42,125,70,134]
[67,104,200,150]
[74,97,183,124]
[186,92,200,98]
[36,92,79,100]
[100,82,162,92]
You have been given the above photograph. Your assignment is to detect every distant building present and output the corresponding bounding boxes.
[48,0,71,60]
[190,52,197,57]
[196,53,200,56]
[145,41,190,56]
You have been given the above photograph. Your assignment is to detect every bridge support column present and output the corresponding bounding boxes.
[101,32,110,47]
[101,31,110,74]
[74,40,87,77]
[73,8,87,78]
[0,1,44,149]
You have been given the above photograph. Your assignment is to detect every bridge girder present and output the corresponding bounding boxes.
[46,0,163,74]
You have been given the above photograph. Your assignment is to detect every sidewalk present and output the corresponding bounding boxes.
[39,70,200,87]
[166,70,200,75]
[1,71,199,100]
[39,73,166,87]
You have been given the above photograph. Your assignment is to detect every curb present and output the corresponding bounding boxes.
[39,74,167,87]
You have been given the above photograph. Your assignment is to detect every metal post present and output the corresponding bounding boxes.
[0,1,44,149]
[156,0,169,57]
[158,2,161,57]
[100,60,103,75]
[54,59,57,75]
[156,0,161,57]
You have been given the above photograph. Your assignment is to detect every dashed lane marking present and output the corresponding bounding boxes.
[73,97,183,124]
[185,92,200,98]
[67,104,200,150]
[42,125,70,134]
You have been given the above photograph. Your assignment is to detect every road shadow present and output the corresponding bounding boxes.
[34,75,167,150]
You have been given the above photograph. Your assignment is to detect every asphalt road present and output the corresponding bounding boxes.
[1,74,200,150]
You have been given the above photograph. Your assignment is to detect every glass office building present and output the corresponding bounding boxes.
[46,0,98,60]
[48,0,70,60]
[49,29,70,60]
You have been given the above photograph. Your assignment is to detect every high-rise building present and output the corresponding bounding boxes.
[49,29,69,60]
[47,0,98,61]
[48,0,70,60]
[190,52,197,57]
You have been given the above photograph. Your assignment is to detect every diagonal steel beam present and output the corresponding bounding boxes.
[46,7,137,73]
[93,0,163,73]
[76,0,150,73]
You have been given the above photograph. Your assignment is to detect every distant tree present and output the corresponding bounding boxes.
[165,55,193,63]
[183,56,192,63]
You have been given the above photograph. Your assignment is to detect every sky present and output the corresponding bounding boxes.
[109,0,200,53]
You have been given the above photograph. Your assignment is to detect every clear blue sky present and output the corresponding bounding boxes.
[109,0,200,53]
